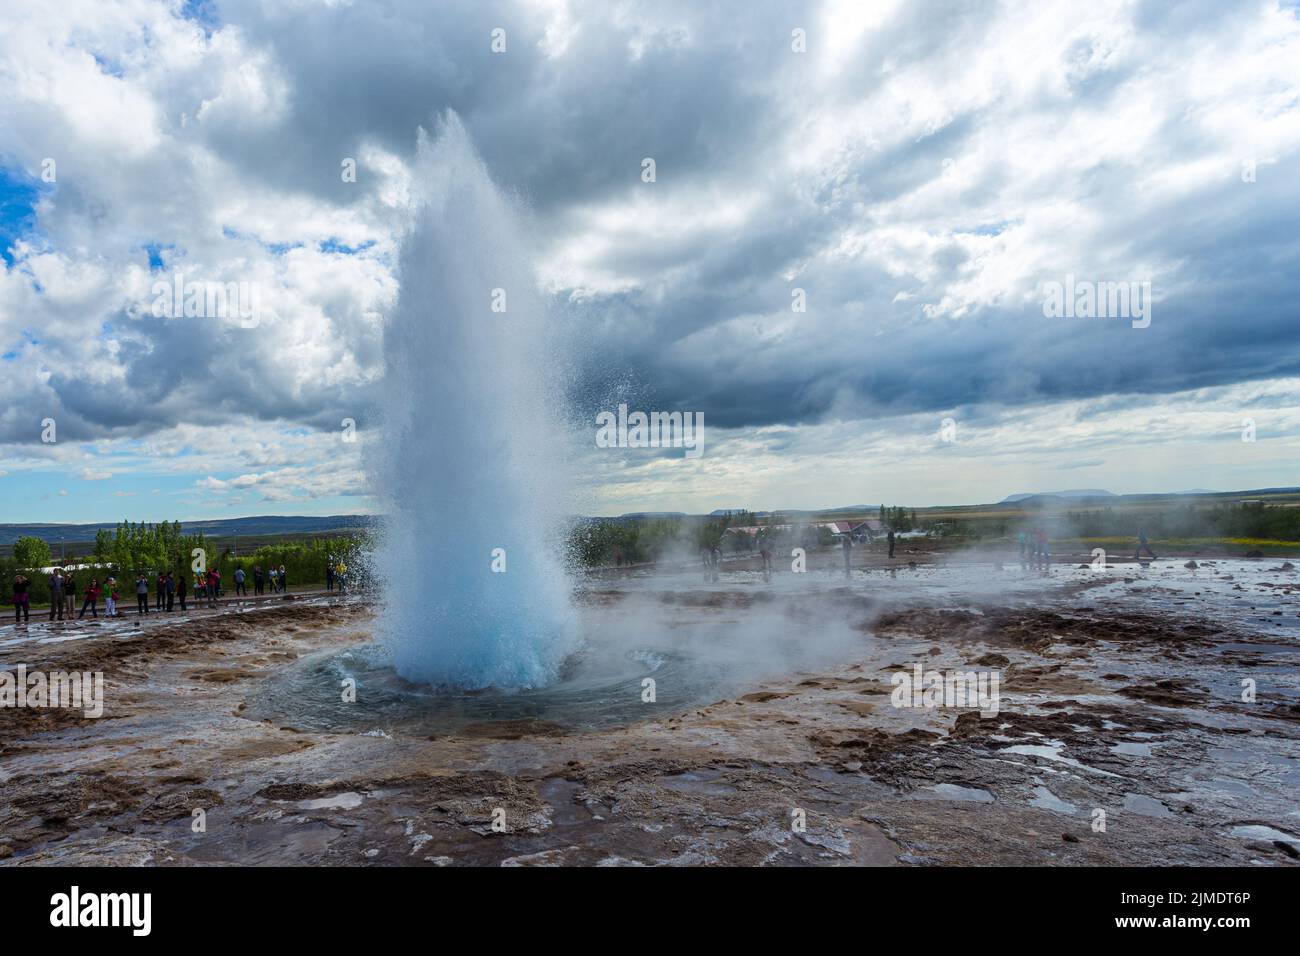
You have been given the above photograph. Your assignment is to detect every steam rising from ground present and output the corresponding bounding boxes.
[370,115,575,689]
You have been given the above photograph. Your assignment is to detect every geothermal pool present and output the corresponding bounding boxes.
[244,557,1300,738]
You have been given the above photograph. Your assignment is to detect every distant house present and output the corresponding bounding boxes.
[850,518,886,541]
[821,521,857,538]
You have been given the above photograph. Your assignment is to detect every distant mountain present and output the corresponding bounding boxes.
[0,514,373,546]
[1000,489,1116,503]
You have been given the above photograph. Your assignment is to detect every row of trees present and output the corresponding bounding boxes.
[91,520,211,574]
[879,505,919,532]
[568,512,761,567]
[569,511,881,567]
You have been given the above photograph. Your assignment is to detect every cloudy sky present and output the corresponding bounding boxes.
[2,0,1299,522]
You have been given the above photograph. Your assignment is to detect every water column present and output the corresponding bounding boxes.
[371,114,575,689]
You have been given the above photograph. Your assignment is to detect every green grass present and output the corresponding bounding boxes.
[1070,536,1300,555]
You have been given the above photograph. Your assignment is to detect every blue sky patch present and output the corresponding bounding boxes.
[0,166,49,266]
[320,237,376,256]
[179,0,221,35]
[143,242,174,271]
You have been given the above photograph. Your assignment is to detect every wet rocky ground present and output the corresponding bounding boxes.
[1,557,1297,866]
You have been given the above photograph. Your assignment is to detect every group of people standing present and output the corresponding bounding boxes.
[1017,528,1158,570]
[41,569,81,620]
[3,548,373,629]
[9,569,113,622]
[149,570,179,614]
[1018,527,1052,570]
[251,564,288,595]
[9,561,297,626]
[324,557,349,593]
[14,569,122,621]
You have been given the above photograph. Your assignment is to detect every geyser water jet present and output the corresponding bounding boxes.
[371,114,575,689]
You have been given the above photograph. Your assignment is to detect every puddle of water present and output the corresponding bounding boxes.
[1206,779,1258,797]
[1028,786,1078,815]
[1122,793,1173,818]
[1220,642,1300,655]
[1228,824,1299,846]
[660,770,737,797]
[1111,741,1153,757]
[538,778,595,827]
[1000,742,1122,778]
[926,783,994,803]
[299,791,364,811]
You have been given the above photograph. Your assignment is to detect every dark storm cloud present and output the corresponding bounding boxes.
[2,0,1298,451]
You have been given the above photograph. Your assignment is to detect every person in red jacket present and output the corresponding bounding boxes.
[78,578,102,618]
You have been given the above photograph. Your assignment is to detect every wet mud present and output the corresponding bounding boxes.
[1,559,1297,866]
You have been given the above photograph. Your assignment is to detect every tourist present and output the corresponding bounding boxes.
[64,573,78,618]
[325,557,335,593]
[1034,526,1050,571]
[12,573,30,625]
[1134,530,1157,562]
[842,534,853,578]
[234,566,246,596]
[887,528,896,559]
[278,565,288,594]
[155,570,166,611]
[206,568,219,607]
[176,572,187,612]
[165,571,175,611]
[759,538,773,581]
[253,565,264,596]
[336,561,348,594]
[48,569,64,622]
[104,578,118,617]
[78,578,101,618]
[136,573,149,615]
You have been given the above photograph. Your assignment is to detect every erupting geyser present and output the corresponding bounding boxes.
[371,114,575,689]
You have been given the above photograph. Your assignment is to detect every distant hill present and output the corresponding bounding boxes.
[0,514,373,547]
[1001,489,1117,503]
